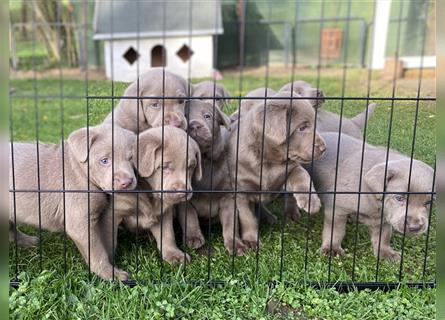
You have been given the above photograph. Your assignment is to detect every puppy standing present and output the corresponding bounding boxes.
[176,100,244,253]
[9,124,137,280]
[104,68,189,132]
[310,132,435,261]
[222,92,326,250]
[192,81,231,111]
[104,126,203,264]
[279,80,376,139]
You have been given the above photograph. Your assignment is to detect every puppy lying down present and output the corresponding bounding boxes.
[9,124,137,280]
[308,132,435,261]
[102,126,202,266]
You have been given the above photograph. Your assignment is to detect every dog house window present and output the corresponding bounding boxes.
[151,45,167,67]
[123,47,139,65]
[176,44,194,62]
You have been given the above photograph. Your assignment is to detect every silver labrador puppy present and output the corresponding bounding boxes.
[309,132,435,261]
[9,124,137,280]
[104,68,189,132]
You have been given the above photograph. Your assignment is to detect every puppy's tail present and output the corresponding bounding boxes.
[350,103,377,129]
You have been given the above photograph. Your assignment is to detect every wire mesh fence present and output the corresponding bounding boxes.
[9,0,436,290]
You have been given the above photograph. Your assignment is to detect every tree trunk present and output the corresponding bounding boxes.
[32,0,79,67]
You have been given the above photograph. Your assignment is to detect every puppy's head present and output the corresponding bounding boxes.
[365,159,435,235]
[187,100,231,151]
[68,124,137,191]
[119,69,189,131]
[192,81,231,111]
[280,80,325,109]
[251,91,326,163]
[134,126,202,204]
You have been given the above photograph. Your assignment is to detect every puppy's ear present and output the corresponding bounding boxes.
[215,106,231,131]
[253,104,290,146]
[68,127,98,163]
[364,162,397,195]
[135,132,161,178]
[120,82,148,129]
[193,143,203,181]
[221,87,231,111]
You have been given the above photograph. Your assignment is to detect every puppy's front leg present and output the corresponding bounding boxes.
[320,206,348,257]
[68,213,129,281]
[177,202,205,249]
[149,207,190,264]
[218,197,246,256]
[236,196,260,250]
[288,165,321,214]
[369,223,401,262]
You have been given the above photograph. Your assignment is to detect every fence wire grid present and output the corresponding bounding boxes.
[9,0,436,291]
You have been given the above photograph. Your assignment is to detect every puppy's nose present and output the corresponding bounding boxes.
[189,122,202,131]
[165,114,184,128]
[408,222,424,233]
[115,177,134,190]
[317,143,326,154]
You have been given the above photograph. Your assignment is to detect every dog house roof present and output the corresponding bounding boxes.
[93,0,223,40]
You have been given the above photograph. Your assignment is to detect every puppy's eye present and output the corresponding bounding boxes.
[298,123,309,132]
[204,113,212,120]
[161,163,171,171]
[394,194,406,203]
[178,99,185,105]
[99,157,110,166]
[150,102,161,109]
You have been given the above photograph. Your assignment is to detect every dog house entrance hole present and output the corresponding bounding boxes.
[151,45,167,67]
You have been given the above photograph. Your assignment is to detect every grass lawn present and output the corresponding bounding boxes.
[9,70,436,319]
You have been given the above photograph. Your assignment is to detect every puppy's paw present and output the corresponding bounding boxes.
[113,268,130,281]
[295,193,321,214]
[378,248,401,263]
[185,233,206,249]
[320,245,345,257]
[285,205,301,222]
[17,235,40,247]
[225,237,247,256]
[97,266,129,281]
[163,249,191,265]
[242,234,261,251]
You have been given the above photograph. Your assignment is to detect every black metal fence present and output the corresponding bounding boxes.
[9,0,436,291]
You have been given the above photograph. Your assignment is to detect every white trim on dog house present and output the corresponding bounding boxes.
[93,0,223,81]
[370,0,435,70]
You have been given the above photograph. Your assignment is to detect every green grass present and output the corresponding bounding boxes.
[9,72,436,319]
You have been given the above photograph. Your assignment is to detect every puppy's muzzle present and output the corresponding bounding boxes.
[164,113,187,129]
[407,217,426,234]
[166,183,192,202]
[114,176,136,190]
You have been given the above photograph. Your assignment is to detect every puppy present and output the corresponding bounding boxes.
[279,81,325,109]
[107,126,202,264]
[222,91,326,250]
[309,132,435,261]
[192,81,231,111]
[229,87,276,122]
[9,124,137,280]
[176,100,241,253]
[279,80,376,139]
[104,68,189,132]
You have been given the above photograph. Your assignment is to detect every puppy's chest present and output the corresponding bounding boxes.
[195,158,229,191]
